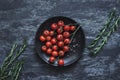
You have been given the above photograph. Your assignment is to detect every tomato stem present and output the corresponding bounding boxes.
[70,24,81,44]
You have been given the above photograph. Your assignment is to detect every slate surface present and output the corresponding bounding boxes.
[0,0,120,80]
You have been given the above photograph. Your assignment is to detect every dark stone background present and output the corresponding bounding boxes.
[0,0,120,80]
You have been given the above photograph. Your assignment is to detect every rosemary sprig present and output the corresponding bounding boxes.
[88,10,116,48]
[11,60,24,80]
[0,41,27,80]
[90,16,120,56]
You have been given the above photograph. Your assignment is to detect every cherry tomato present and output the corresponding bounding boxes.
[57,28,63,34]
[52,51,58,57]
[49,56,56,63]
[63,32,70,38]
[46,36,51,41]
[58,41,64,48]
[43,30,49,36]
[46,48,52,55]
[63,46,69,52]
[52,45,58,51]
[58,20,64,26]
[46,41,52,47]
[41,45,47,52]
[64,38,70,44]
[70,26,76,31]
[64,25,70,31]
[51,38,57,44]
[57,34,63,41]
[51,23,58,30]
[59,50,64,57]
[49,31,54,36]
[39,35,46,42]
[58,59,64,66]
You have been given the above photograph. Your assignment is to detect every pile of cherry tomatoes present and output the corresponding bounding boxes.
[39,20,76,66]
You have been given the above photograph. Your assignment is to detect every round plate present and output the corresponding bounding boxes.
[35,16,85,66]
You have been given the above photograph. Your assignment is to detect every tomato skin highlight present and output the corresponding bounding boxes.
[63,32,70,38]
[51,38,57,44]
[51,23,58,30]
[46,41,52,47]
[64,38,70,44]
[57,34,63,41]
[46,48,52,55]
[57,28,63,34]
[58,20,64,26]
[70,26,76,31]
[64,25,70,31]
[46,36,51,41]
[58,59,64,66]
[52,51,58,57]
[49,31,54,36]
[63,46,69,52]
[52,45,58,51]
[43,30,49,36]
[49,56,56,63]
[58,41,64,48]
[41,45,47,52]
[39,35,46,42]
[59,50,64,57]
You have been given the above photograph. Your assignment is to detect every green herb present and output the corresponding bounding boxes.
[88,10,116,49]
[0,41,27,80]
[90,16,120,56]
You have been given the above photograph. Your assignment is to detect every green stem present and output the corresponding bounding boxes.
[0,41,27,80]
[90,16,120,55]
[88,10,116,48]
[70,25,81,43]
[11,60,24,80]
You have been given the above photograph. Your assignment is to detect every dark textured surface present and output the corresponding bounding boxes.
[0,0,120,80]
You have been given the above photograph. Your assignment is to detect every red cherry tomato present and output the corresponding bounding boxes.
[52,45,58,51]
[52,51,58,57]
[58,59,64,66]
[49,56,56,63]
[43,30,49,36]
[41,45,47,52]
[49,31,54,36]
[70,26,76,31]
[64,38,70,44]
[46,48,52,55]
[46,36,51,41]
[63,46,69,52]
[63,32,70,38]
[58,41,64,48]
[59,50,64,57]
[57,34,63,41]
[39,35,46,42]
[46,41,52,47]
[57,28,63,34]
[51,38,57,44]
[51,23,58,30]
[58,20,64,26]
[64,25,70,31]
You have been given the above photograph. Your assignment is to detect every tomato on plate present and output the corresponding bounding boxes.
[58,59,64,66]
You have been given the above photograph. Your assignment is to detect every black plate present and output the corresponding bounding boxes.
[35,16,85,66]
